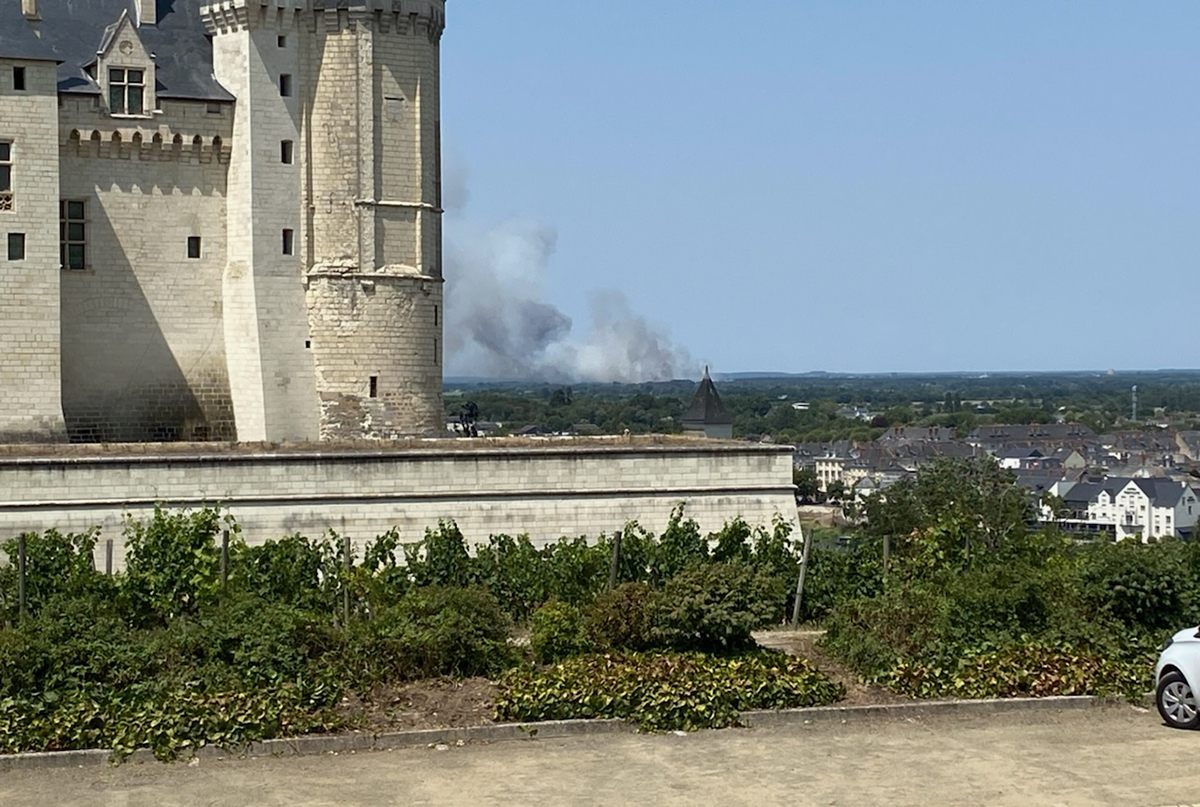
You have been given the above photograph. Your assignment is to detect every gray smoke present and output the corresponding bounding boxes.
[443,213,694,383]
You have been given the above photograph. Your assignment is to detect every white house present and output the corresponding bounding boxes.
[1045,476,1200,541]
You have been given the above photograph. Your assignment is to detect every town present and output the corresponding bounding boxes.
[449,370,1200,543]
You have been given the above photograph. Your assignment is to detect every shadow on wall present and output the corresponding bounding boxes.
[59,193,232,443]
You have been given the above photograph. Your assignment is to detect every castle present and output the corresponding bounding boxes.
[0,0,446,443]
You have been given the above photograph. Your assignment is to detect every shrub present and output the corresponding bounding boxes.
[123,506,231,624]
[651,562,785,652]
[0,681,336,760]
[496,651,844,731]
[529,601,591,664]
[404,521,473,588]
[881,642,1153,701]
[355,528,413,611]
[472,534,548,622]
[1080,541,1197,632]
[156,596,341,691]
[710,518,754,564]
[231,533,342,615]
[543,536,609,606]
[0,592,156,699]
[604,522,657,585]
[798,539,883,622]
[650,505,708,582]
[342,586,514,685]
[586,582,657,651]
[0,529,111,623]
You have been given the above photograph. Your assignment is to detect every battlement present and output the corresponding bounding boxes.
[200,0,444,37]
[61,129,230,164]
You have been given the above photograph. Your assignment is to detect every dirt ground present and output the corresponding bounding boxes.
[3,704,1194,806]
[754,628,904,706]
[335,678,498,732]
[334,628,868,732]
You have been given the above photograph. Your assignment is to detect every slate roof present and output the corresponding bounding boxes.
[682,369,732,426]
[968,424,1096,442]
[0,1,59,61]
[1131,477,1187,508]
[6,0,233,101]
[1062,482,1100,506]
[1065,476,1190,509]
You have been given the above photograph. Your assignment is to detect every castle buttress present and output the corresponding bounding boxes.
[0,0,445,443]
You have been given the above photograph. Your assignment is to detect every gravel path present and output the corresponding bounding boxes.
[0,703,1190,806]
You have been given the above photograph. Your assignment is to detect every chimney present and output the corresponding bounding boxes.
[135,0,156,26]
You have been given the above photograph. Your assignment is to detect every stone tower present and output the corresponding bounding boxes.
[0,3,66,442]
[202,0,445,441]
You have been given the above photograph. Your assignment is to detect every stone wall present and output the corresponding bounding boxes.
[0,439,797,570]
[58,97,236,442]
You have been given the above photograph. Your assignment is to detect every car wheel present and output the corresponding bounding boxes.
[1157,670,1200,729]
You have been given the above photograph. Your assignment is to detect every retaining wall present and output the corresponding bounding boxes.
[0,437,796,569]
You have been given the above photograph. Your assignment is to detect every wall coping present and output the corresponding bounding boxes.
[0,437,795,468]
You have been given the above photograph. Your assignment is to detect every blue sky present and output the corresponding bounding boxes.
[441,2,1199,379]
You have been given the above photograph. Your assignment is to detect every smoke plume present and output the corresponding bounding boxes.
[443,190,695,383]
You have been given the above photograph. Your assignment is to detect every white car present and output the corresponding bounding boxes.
[1156,627,1200,729]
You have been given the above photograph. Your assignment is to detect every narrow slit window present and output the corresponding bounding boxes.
[7,233,25,261]
[281,140,294,164]
[187,236,201,259]
[279,73,292,97]
[433,338,438,364]
[0,141,11,211]
[369,376,378,398]
[281,228,294,255]
[433,304,438,327]
[13,67,26,92]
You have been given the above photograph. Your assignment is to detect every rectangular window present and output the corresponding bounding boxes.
[205,102,222,115]
[369,376,378,398]
[279,74,292,97]
[7,233,24,261]
[280,140,294,164]
[281,228,294,255]
[277,35,287,48]
[13,67,26,92]
[187,236,201,259]
[59,200,86,270]
[108,68,145,114]
[0,141,11,211]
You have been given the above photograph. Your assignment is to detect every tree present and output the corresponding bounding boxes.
[1040,492,1070,521]
[855,457,1034,566]
[826,480,847,503]
[793,468,820,503]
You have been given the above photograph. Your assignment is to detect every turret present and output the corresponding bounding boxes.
[202,0,446,439]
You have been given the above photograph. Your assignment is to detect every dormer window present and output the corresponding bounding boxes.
[109,68,144,115]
